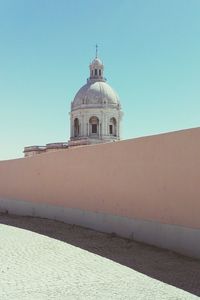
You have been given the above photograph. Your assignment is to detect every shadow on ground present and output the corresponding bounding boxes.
[1,213,200,296]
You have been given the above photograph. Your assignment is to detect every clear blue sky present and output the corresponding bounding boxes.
[0,0,200,160]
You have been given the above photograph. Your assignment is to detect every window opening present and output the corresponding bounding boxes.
[92,124,97,133]
[74,118,79,137]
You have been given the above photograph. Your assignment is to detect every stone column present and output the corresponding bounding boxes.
[102,111,107,137]
[70,114,73,138]
[81,114,84,137]
[118,113,120,139]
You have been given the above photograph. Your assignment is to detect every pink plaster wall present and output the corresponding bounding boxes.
[0,127,200,229]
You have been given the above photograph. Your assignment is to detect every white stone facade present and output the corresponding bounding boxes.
[69,53,122,147]
[70,107,121,144]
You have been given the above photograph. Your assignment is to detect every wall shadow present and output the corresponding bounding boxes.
[1,213,200,297]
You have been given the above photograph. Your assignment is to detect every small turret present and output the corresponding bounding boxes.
[88,45,105,82]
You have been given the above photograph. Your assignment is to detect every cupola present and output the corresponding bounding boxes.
[88,45,105,82]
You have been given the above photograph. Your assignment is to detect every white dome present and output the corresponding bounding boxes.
[91,58,103,65]
[72,81,120,109]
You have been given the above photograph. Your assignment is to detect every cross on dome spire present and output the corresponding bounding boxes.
[95,44,98,58]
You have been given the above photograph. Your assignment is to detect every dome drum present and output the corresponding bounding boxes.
[70,107,121,144]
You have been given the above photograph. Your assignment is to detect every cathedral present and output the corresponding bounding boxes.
[24,49,122,157]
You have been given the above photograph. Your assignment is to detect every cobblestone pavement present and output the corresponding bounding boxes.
[0,213,200,299]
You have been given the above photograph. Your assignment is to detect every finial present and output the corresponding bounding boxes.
[95,44,98,58]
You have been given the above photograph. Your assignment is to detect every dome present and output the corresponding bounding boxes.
[91,58,103,66]
[72,81,120,109]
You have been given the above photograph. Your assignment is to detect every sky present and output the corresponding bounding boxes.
[0,0,200,160]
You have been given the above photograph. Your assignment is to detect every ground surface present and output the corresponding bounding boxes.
[0,213,200,300]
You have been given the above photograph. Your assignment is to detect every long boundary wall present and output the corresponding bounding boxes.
[0,128,200,258]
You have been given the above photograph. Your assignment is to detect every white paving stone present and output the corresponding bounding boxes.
[0,224,198,300]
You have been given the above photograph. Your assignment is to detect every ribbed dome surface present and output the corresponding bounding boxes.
[72,81,120,109]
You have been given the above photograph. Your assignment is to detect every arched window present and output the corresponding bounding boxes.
[95,69,97,76]
[89,116,99,135]
[109,117,117,136]
[99,69,101,76]
[74,118,80,137]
